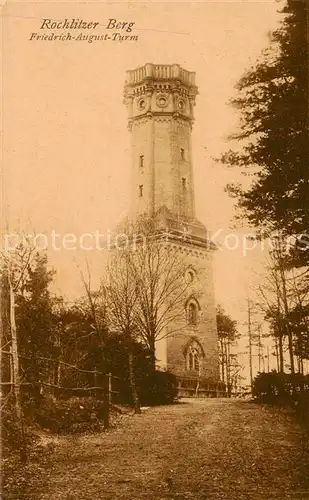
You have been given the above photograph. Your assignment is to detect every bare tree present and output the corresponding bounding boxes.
[1,237,36,461]
[247,296,254,394]
[255,236,309,375]
[256,276,285,374]
[216,304,238,396]
[77,260,107,337]
[290,268,309,374]
[273,243,295,375]
[120,223,193,372]
[106,218,194,411]
[106,248,141,413]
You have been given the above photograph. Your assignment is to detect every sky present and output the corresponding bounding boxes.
[2,0,284,377]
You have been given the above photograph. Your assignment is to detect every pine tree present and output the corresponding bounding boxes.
[221,1,308,264]
[16,253,57,402]
[216,305,239,396]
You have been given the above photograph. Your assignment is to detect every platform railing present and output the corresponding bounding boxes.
[125,64,196,86]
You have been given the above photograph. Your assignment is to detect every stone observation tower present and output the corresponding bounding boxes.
[123,64,220,392]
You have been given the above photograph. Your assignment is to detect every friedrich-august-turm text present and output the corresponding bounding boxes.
[29,18,138,43]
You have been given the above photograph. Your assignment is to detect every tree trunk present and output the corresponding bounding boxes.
[286,324,295,375]
[261,350,265,372]
[9,277,27,461]
[278,334,284,373]
[247,298,253,395]
[274,337,279,372]
[278,257,295,375]
[220,339,225,384]
[149,337,156,374]
[0,281,3,390]
[54,358,62,397]
[292,269,309,377]
[226,341,231,398]
[266,346,270,372]
[195,361,202,398]
[297,355,304,375]
[300,356,304,375]
[128,346,141,414]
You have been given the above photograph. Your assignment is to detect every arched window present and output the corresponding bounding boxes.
[183,338,204,373]
[186,269,195,283]
[188,302,198,325]
[187,344,201,372]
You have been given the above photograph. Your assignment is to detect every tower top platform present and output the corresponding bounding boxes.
[124,63,198,91]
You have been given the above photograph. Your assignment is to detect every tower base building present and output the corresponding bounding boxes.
[123,64,222,396]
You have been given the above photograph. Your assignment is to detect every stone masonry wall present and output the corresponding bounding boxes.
[131,116,195,220]
[162,241,219,381]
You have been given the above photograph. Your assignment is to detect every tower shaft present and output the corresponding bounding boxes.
[124,64,198,221]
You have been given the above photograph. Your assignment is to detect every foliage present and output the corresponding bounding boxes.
[33,396,107,434]
[15,253,59,404]
[256,241,309,374]
[47,329,152,405]
[2,403,37,458]
[288,303,309,361]
[2,447,53,500]
[216,305,238,341]
[216,305,240,395]
[220,1,308,265]
[1,241,182,486]
[252,371,309,415]
[54,302,108,389]
[138,370,179,406]
[1,401,53,500]
[107,217,192,371]
[95,340,178,407]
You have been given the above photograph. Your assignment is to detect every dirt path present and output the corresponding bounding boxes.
[36,399,308,500]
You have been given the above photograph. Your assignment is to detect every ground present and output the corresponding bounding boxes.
[12,399,309,499]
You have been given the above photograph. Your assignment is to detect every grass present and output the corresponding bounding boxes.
[3,398,309,499]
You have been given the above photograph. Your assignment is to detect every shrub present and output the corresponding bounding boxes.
[2,405,37,459]
[2,402,53,499]
[252,371,309,419]
[34,396,107,433]
[2,418,53,499]
[138,370,179,406]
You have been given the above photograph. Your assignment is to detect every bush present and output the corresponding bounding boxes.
[252,371,309,418]
[2,424,53,500]
[2,405,38,458]
[138,370,179,406]
[2,402,53,499]
[34,396,107,433]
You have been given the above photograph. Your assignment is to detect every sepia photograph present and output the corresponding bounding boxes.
[1,0,308,498]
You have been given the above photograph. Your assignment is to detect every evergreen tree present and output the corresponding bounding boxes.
[221,1,308,264]
[16,253,57,401]
[216,305,239,396]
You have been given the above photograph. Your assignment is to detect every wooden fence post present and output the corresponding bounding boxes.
[108,372,112,405]
[103,374,109,430]
[93,368,98,399]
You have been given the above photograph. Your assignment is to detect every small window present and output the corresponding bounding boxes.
[195,353,200,372]
[139,185,143,197]
[140,155,144,168]
[187,270,194,283]
[187,346,200,371]
[182,177,187,190]
[180,148,185,160]
[188,351,194,371]
[188,302,197,325]
[138,99,146,110]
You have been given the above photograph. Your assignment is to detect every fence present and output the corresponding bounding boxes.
[1,349,122,430]
[177,375,226,398]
